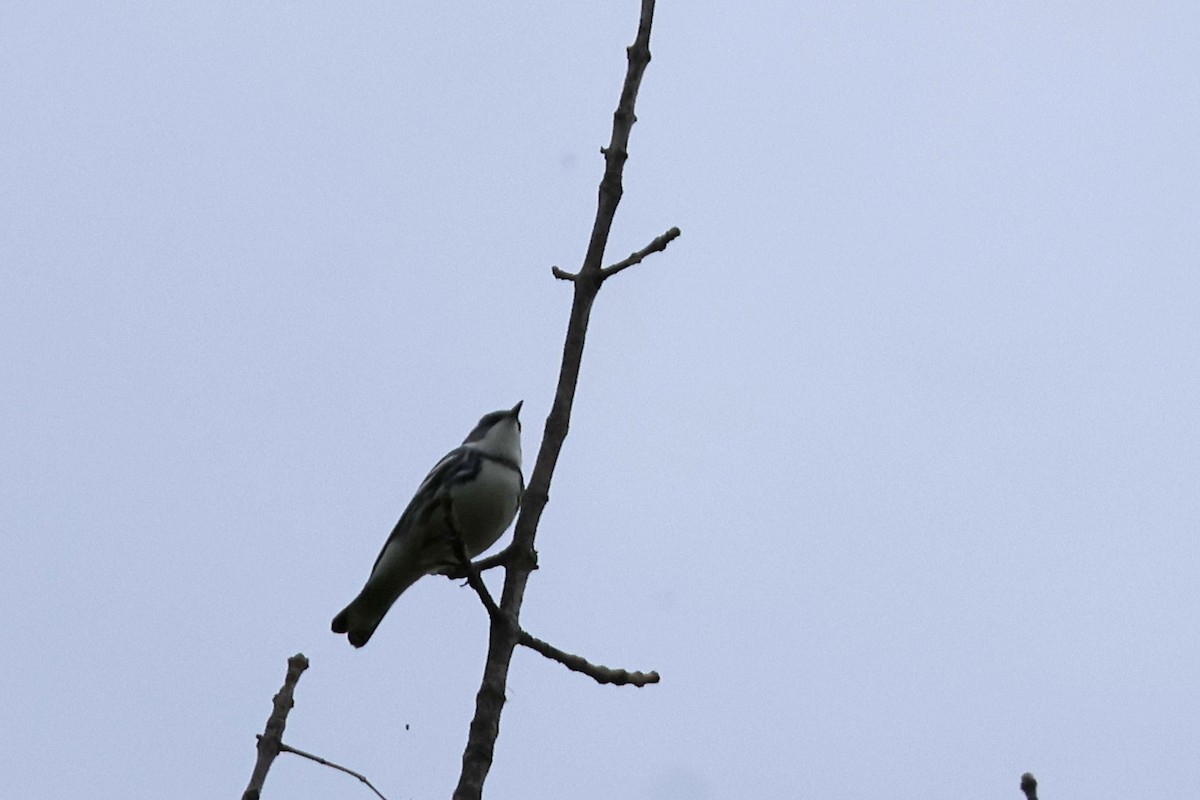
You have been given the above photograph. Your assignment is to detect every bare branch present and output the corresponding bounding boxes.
[242,653,309,800]
[454,3,669,796]
[518,631,660,687]
[551,266,578,281]
[265,738,389,800]
[600,226,682,279]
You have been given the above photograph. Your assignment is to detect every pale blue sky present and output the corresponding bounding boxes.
[3,2,1199,798]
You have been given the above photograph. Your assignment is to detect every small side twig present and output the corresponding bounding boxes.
[518,631,660,687]
[1020,773,1038,800]
[441,543,532,577]
[242,654,309,800]
[600,226,681,279]
[262,738,389,800]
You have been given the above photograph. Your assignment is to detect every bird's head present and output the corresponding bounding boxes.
[462,401,523,467]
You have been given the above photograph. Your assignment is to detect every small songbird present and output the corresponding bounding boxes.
[332,402,525,647]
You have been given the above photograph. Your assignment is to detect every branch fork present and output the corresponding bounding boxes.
[553,226,681,283]
[244,655,389,800]
[442,499,659,688]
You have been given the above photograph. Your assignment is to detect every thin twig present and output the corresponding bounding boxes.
[242,654,309,800]
[441,543,529,578]
[600,226,681,279]
[518,631,660,687]
[263,738,389,800]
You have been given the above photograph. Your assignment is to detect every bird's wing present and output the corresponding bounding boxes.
[368,446,481,573]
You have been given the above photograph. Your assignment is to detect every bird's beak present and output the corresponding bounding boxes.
[510,400,523,418]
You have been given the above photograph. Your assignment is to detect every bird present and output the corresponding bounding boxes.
[331,402,525,647]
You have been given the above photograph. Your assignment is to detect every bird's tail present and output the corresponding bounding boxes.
[331,565,423,647]
[331,591,389,648]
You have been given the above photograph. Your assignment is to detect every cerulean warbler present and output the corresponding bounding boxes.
[332,402,525,647]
